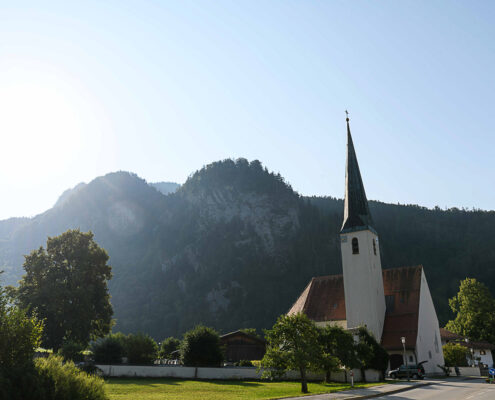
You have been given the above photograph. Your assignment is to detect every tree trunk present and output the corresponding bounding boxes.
[361,367,366,383]
[300,367,308,393]
[325,369,331,383]
[344,369,348,383]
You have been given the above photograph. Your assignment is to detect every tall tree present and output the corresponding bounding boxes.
[16,230,113,350]
[260,313,321,393]
[356,327,389,381]
[318,325,360,382]
[446,278,495,344]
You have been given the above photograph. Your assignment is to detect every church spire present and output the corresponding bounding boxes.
[341,113,375,233]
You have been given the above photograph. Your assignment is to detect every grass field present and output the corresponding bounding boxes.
[105,378,385,400]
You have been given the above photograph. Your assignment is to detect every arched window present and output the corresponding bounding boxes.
[373,239,377,255]
[352,237,359,254]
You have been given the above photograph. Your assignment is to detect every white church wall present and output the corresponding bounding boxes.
[340,229,386,341]
[415,268,444,374]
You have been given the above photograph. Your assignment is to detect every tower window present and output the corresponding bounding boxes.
[373,239,377,255]
[352,238,359,254]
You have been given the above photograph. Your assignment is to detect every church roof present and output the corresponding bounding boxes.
[287,265,423,350]
[287,275,346,322]
[341,118,375,234]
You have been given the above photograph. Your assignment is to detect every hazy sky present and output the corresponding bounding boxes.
[1,1,494,220]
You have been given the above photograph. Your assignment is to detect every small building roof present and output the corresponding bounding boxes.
[440,328,495,350]
[440,328,463,342]
[220,330,266,344]
[288,265,424,350]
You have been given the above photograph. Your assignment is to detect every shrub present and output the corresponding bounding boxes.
[126,333,158,364]
[92,333,126,364]
[180,325,224,367]
[0,286,43,371]
[59,340,85,362]
[237,359,254,367]
[443,343,469,367]
[159,337,181,359]
[35,355,107,400]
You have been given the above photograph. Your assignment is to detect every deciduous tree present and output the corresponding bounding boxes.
[446,278,495,344]
[318,325,360,382]
[180,325,223,367]
[16,230,113,350]
[260,313,321,393]
[159,337,181,359]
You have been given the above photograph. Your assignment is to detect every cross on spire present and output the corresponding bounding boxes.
[345,110,349,121]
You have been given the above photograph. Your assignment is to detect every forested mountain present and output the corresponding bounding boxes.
[150,181,180,195]
[1,159,494,340]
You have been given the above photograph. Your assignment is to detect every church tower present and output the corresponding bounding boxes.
[340,115,386,340]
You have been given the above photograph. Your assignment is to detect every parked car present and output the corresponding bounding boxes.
[388,362,426,380]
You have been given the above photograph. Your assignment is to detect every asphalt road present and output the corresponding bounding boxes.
[376,378,495,400]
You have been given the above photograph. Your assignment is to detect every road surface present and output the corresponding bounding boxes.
[376,378,495,399]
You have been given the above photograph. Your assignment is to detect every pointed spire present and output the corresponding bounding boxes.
[341,114,375,233]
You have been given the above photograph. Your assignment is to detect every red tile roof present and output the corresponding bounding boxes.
[288,274,346,322]
[287,265,424,351]
[440,328,463,342]
[440,328,495,350]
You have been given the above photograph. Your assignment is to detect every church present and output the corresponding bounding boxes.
[288,116,445,374]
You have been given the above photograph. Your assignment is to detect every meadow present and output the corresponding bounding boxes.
[105,378,384,400]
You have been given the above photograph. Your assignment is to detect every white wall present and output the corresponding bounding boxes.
[448,366,481,377]
[340,229,386,341]
[472,349,494,368]
[415,269,444,374]
[95,365,381,382]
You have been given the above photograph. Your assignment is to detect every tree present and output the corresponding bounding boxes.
[318,325,360,382]
[159,337,181,359]
[0,283,43,372]
[260,313,321,393]
[442,343,469,367]
[0,281,46,400]
[180,325,224,367]
[91,333,127,364]
[16,229,113,350]
[239,328,262,339]
[126,333,158,364]
[356,327,389,381]
[446,278,495,344]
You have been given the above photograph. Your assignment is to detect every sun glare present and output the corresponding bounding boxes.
[0,81,84,182]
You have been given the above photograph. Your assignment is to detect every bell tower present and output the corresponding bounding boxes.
[340,113,386,340]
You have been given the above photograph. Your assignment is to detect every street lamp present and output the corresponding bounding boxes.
[401,336,410,381]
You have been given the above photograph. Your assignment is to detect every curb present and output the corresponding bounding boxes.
[342,382,431,400]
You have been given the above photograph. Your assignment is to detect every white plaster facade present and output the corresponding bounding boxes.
[471,349,494,368]
[340,229,385,341]
[415,268,444,374]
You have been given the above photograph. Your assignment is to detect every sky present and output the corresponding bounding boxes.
[0,1,494,220]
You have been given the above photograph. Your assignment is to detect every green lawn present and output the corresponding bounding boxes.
[105,378,385,400]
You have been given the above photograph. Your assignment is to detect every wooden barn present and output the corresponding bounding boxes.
[220,330,266,362]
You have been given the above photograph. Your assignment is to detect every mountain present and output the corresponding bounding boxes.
[1,159,494,340]
[150,182,180,195]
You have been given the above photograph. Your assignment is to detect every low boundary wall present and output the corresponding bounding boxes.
[448,366,481,377]
[95,365,381,382]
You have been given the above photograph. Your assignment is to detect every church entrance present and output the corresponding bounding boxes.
[390,354,403,370]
